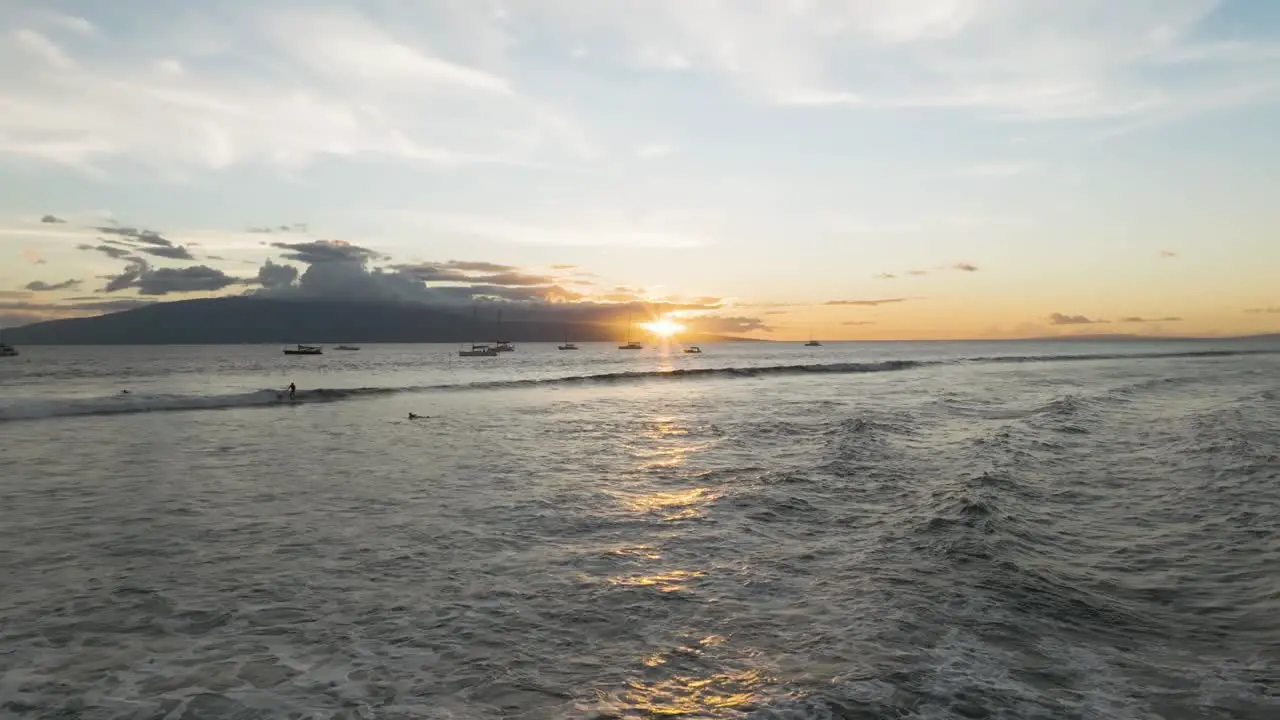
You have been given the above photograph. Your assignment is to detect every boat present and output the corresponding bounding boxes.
[804,330,821,347]
[558,325,578,350]
[0,328,16,357]
[460,307,499,357]
[459,343,498,357]
[284,344,322,355]
[334,345,360,351]
[493,310,514,352]
[682,345,703,354]
[618,313,643,350]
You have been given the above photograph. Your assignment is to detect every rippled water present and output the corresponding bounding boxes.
[1,340,1278,718]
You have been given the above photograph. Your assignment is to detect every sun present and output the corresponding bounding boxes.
[640,318,687,338]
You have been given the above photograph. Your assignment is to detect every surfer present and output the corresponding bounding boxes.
[288,382,296,400]
[409,412,422,419]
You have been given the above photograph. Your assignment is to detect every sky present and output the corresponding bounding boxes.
[3,0,1280,340]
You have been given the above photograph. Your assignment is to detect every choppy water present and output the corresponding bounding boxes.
[1,340,1278,719]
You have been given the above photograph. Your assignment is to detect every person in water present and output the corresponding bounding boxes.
[288,382,296,400]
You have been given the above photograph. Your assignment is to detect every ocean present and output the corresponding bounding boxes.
[1,339,1277,719]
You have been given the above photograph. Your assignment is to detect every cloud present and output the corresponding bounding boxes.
[248,223,308,234]
[22,246,46,264]
[1049,313,1107,325]
[1244,306,1280,314]
[953,262,980,272]
[1160,249,1178,258]
[684,315,771,335]
[0,291,33,299]
[550,264,577,270]
[101,259,244,295]
[255,260,300,289]
[139,245,196,260]
[41,214,66,223]
[272,240,383,264]
[397,211,707,248]
[542,0,1280,124]
[875,273,896,279]
[962,162,1035,177]
[93,226,175,247]
[0,6,595,173]
[77,243,135,260]
[440,260,519,273]
[907,269,929,276]
[825,298,910,306]
[842,321,876,326]
[25,279,82,292]
[1119,316,1184,323]
[636,142,673,158]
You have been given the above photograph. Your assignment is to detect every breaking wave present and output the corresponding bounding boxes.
[1,349,1273,423]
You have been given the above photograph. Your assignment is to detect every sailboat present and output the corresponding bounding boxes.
[0,328,17,357]
[459,306,499,357]
[804,329,822,347]
[493,309,514,352]
[558,324,578,350]
[283,344,322,355]
[618,313,643,350]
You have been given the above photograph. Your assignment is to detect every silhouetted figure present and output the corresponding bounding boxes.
[288,382,296,400]
[409,412,420,419]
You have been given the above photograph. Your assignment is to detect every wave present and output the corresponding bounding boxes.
[2,348,1275,423]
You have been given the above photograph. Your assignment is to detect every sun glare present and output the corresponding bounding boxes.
[640,318,686,338]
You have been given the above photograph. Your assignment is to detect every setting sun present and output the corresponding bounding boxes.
[640,318,687,338]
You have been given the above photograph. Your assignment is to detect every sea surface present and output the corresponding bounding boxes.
[1,339,1278,719]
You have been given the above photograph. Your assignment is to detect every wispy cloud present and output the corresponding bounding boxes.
[394,210,707,248]
[40,214,66,224]
[1049,312,1107,325]
[1244,306,1280,314]
[635,142,673,159]
[874,273,896,280]
[25,278,82,292]
[1160,249,1178,258]
[952,262,980,272]
[961,162,1035,177]
[0,5,595,172]
[825,298,910,306]
[842,320,876,326]
[541,0,1280,124]
[1119,315,1183,323]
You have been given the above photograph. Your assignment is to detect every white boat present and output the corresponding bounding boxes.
[284,344,323,355]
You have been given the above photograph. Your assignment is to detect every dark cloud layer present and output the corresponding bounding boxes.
[41,214,66,224]
[273,240,383,264]
[94,226,175,248]
[102,260,243,296]
[25,279,82,292]
[77,243,135,260]
[684,315,772,335]
[256,260,300,289]
[1049,313,1107,325]
[139,245,197,260]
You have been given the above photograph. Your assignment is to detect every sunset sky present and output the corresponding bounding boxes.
[2,0,1279,340]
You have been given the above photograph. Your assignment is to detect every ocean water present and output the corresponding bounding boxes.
[1,339,1278,719]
